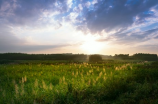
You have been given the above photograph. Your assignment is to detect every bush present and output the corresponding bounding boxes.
[0,59,13,64]
[89,54,102,62]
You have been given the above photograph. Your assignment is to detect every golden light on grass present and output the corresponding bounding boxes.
[24,76,27,82]
[103,68,105,72]
[72,71,74,76]
[63,76,65,82]
[34,79,38,88]
[15,84,19,98]
[0,59,156,103]
[42,80,47,90]
[49,83,53,90]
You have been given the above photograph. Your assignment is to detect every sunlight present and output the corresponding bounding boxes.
[81,40,104,54]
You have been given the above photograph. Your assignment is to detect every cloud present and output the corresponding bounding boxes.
[1,0,158,34]
[0,24,25,46]
[0,0,158,54]
[96,36,114,42]
[75,0,158,34]
[0,24,69,52]
[97,28,158,45]
[134,44,158,54]
[155,36,158,39]
[0,45,67,53]
[0,0,69,26]
[116,28,158,44]
[154,28,158,39]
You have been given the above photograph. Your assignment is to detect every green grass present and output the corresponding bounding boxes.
[0,60,158,104]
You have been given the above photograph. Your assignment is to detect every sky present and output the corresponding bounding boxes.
[0,0,158,55]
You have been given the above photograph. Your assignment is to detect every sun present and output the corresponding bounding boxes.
[81,40,104,54]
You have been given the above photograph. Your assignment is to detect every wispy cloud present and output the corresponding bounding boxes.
[0,24,69,52]
[97,28,158,46]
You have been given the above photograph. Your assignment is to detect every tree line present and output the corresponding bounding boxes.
[0,53,157,61]
[0,53,87,61]
[114,53,158,61]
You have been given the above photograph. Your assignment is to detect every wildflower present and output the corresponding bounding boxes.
[34,79,38,88]
[99,72,102,78]
[115,67,118,70]
[15,84,19,98]
[22,77,24,83]
[42,80,47,90]
[93,79,96,85]
[103,76,106,81]
[63,76,65,82]
[97,68,99,71]
[59,78,62,84]
[96,77,99,82]
[80,73,83,78]
[76,71,78,76]
[88,79,91,85]
[111,72,113,75]
[72,71,74,76]
[24,76,27,82]
[103,68,105,72]
[87,72,89,76]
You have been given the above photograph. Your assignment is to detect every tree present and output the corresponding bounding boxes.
[89,54,102,62]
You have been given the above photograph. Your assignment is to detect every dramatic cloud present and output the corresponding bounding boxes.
[1,0,158,32]
[75,0,158,34]
[0,0,69,26]
[0,0,158,54]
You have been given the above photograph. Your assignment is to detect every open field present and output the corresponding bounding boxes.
[0,60,158,104]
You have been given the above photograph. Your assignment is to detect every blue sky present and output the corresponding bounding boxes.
[0,0,158,55]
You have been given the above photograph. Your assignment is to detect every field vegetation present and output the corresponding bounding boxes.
[0,60,158,104]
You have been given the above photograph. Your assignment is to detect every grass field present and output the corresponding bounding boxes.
[0,60,158,104]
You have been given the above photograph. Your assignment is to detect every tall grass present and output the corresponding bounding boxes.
[0,61,158,103]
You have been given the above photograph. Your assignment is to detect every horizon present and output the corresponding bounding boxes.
[0,52,158,56]
[0,0,158,54]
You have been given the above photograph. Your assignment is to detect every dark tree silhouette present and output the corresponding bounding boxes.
[0,53,87,61]
[89,54,102,62]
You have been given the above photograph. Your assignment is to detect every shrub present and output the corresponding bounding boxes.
[89,54,102,62]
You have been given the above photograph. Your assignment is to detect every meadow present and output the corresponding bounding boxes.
[0,60,158,104]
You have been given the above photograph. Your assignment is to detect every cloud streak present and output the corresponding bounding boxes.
[0,44,68,53]
[0,24,68,52]
[97,28,158,45]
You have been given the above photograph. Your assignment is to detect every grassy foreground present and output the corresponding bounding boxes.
[0,60,158,104]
